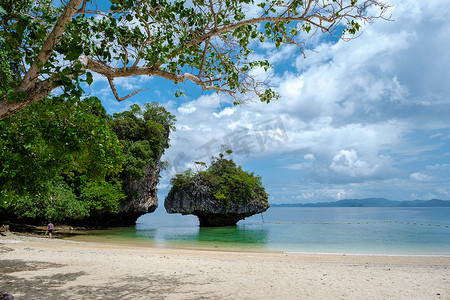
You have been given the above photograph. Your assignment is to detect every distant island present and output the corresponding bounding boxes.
[271,198,450,208]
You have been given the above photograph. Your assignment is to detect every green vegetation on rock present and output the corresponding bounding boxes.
[171,150,268,207]
[112,103,175,182]
[166,149,269,226]
[0,100,175,224]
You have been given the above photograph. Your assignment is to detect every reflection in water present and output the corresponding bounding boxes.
[133,211,269,249]
[67,207,450,254]
[192,226,268,245]
[135,223,269,249]
[132,228,157,239]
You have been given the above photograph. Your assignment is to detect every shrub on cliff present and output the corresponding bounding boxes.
[171,150,268,208]
[166,149,269,226]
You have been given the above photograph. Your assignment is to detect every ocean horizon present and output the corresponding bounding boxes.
[69,206,450,255]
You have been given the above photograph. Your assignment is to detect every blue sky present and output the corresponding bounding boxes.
[88,0,450,204]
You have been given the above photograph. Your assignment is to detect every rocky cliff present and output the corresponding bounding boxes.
[165,175,269,227]
[73,156,162,227]
[114,157,162,225]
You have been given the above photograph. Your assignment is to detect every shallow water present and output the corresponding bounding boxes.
[70,207,450,255]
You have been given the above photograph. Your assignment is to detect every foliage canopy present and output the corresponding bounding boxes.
[0,0,390,119]
[0,95,123,200]
[0,101,175,222]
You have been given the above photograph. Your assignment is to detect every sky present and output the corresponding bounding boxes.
[89,0,450,204]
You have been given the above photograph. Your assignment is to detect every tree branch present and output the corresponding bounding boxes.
[77,0,87,13]
[18,0,84,93]
[186,1,389,49]
[198,40,210,78]
[0,0,390,120]
[0,78,57,119]
[107,77,149,102]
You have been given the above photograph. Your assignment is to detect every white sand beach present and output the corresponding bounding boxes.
[1,232,449,299]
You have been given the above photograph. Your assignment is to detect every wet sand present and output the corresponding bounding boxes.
[1,232,449,299]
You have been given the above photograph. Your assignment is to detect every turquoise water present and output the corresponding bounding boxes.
[77,207,450,255]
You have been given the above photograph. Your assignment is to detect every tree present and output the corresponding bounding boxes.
[111,102,175,209]
[0,0,390,119]
[112,102,175,180]
[8,177,90,221]
[0,95,123,204]
[1,100,175,223]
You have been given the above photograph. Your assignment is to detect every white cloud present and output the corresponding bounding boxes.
[411,172,433,182]
[293,187,355,201]
[177,103,197,114]
[213,107,235,118]
[426,164,450,170]
[282,163,310,170]
[304,154,315,161]
[105,0,450,202]
[330,149,377,177]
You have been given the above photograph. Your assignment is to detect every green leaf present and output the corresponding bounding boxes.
[86,72,93,85]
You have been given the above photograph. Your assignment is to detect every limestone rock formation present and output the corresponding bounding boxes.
[114,157,162,225]
[85,149,163,227]
[165,172,269,227]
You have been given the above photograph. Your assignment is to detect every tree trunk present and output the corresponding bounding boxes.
[0,0,83,120]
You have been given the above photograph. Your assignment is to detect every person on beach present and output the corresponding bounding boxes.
[47,221,54,239]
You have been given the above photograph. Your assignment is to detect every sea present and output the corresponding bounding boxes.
[70,207,450,255]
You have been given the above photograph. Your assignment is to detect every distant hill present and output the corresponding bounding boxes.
[272,198,450,208]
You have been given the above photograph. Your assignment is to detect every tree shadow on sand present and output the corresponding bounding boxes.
[0,259,87,299]
[0,258,63,273]
[0,259,219,299]
[69,275,219,300]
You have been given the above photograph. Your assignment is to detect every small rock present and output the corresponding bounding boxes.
[0,293,14,300]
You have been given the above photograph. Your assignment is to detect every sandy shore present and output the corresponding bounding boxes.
[1,232,449,300]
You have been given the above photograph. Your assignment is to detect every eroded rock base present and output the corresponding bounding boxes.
[197,214,249,227]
